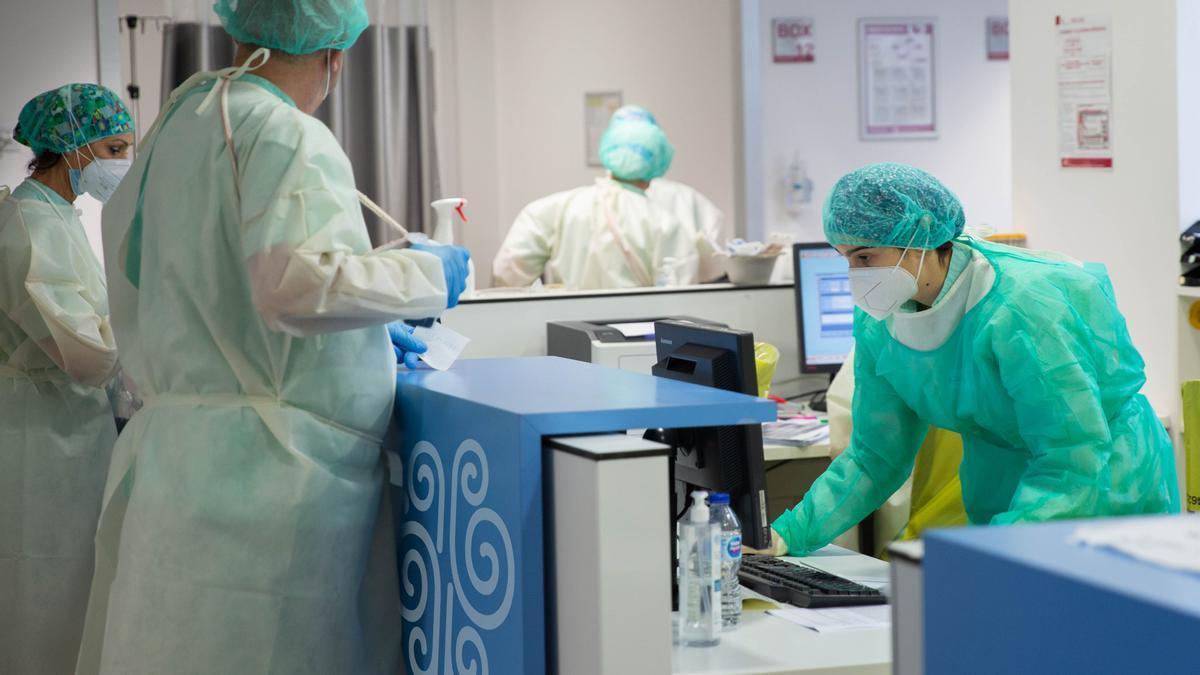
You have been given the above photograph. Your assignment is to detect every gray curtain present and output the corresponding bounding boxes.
[161,22,234,93]
[160,21,439,246]
[316,24,440,244]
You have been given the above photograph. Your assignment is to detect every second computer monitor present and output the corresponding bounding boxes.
[793,242,854,374]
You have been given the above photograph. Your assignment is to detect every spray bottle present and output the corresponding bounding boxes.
[430,197,475,295]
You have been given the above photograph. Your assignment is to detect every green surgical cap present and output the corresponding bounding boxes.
[13,83,133,156]
[213,0,370,55]
[823,162,965,250]
[599,118,674,182]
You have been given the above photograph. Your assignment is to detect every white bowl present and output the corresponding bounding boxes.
[722,254,779,286]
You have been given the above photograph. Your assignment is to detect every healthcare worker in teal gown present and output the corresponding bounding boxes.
[76,1,469,673]
[0,83,132,675]
[752,163,1178,557]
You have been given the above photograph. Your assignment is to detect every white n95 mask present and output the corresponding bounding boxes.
[73,157,131,203]
[848,248,927,321]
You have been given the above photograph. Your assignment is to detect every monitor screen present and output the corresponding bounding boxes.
[794,244,854,372]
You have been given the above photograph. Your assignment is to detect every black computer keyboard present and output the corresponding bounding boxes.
[738,555,887,608]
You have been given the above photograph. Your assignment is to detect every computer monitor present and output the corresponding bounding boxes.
[793,242,855,374]
[648,319,771,550]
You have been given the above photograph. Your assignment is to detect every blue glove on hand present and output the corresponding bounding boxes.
[412,243,471,309]
[388,322,427,369]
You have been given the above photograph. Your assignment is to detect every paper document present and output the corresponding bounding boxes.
[763,417,830,447]
[768,605,891,633]
[1070,518,1200,575]
[412,323,470,371]
[607,321,656,338]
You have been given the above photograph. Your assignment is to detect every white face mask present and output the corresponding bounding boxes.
[848,247,927,320]
[75,157,131,203]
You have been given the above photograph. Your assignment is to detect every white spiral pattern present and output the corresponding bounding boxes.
[403,438,516,675]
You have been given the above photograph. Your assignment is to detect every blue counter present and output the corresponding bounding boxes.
[924,516,1200,674]
[390,356,774,675]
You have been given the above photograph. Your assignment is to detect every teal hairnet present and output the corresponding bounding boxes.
[823,163,965,250]
[213,0,370,55]
[610,104,658,127]
[599,119,674,182]
[13,84,133,156]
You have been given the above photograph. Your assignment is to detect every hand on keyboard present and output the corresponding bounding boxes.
[742,527,788,556]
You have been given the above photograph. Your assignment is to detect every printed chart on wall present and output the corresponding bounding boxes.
[1056,15,1113,168]
[858,18,937,140]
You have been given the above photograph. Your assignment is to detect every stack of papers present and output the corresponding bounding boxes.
[1070,518,1200,575]
[763,417,830,447]
[767,605,891,633]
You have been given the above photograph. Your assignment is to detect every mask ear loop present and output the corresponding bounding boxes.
[323,49,332,101]
[62,87,99,175]
[912,214,934,287]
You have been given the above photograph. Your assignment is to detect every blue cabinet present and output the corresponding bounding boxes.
[389,357,774,675]
[924,516,1200,674]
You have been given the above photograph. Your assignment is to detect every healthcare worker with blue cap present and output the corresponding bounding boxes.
[76,1,470,673]
[609,105,731,282]
[492,115,700,289]
[0,83,133,675]
[749,162,1178,557]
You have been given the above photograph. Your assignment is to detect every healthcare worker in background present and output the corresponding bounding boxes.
[749,162,1179,557]
[0,83,132,675]
[492,113,700,289]
[609,105,730,282]
[76,1,469,673]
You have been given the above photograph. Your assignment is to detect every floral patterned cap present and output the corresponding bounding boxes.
[13,83,134,156]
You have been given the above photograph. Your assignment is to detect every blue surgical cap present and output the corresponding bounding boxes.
[213,0,370,55]
[599,118,674,182]
[823,163,965,250]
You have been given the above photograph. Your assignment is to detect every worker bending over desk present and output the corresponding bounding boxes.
[748,163,1179,556]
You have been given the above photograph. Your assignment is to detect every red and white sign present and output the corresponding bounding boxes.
[1056,15,1113,168]
[858,18,937,140]
[772,18,815,63]
[986,16,1009,60]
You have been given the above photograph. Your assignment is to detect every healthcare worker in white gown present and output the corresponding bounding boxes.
[0,83,132,675]
[612,105,731,282]
[493,111,701,290]
[76,1,470,673]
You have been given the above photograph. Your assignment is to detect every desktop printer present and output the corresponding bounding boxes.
[547,316,723,374]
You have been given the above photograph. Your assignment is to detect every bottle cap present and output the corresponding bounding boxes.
[709,492,730,505]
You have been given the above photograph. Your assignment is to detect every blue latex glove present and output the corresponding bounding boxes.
[412,243,471,309]
[388,321,427,369]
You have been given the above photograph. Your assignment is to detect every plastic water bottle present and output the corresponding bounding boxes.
[678,490,721,646]
[709,492,742,629]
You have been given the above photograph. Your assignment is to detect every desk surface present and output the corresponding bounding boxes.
[398,356,775,435]
[672,546,890,675]
[926,515,1200,617]
[764,442,832,462]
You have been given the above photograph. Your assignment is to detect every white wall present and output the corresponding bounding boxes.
[1010,0,1179,414]
[0,0,119,264]
[436,0,743,287]
[752,0,1011,243]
